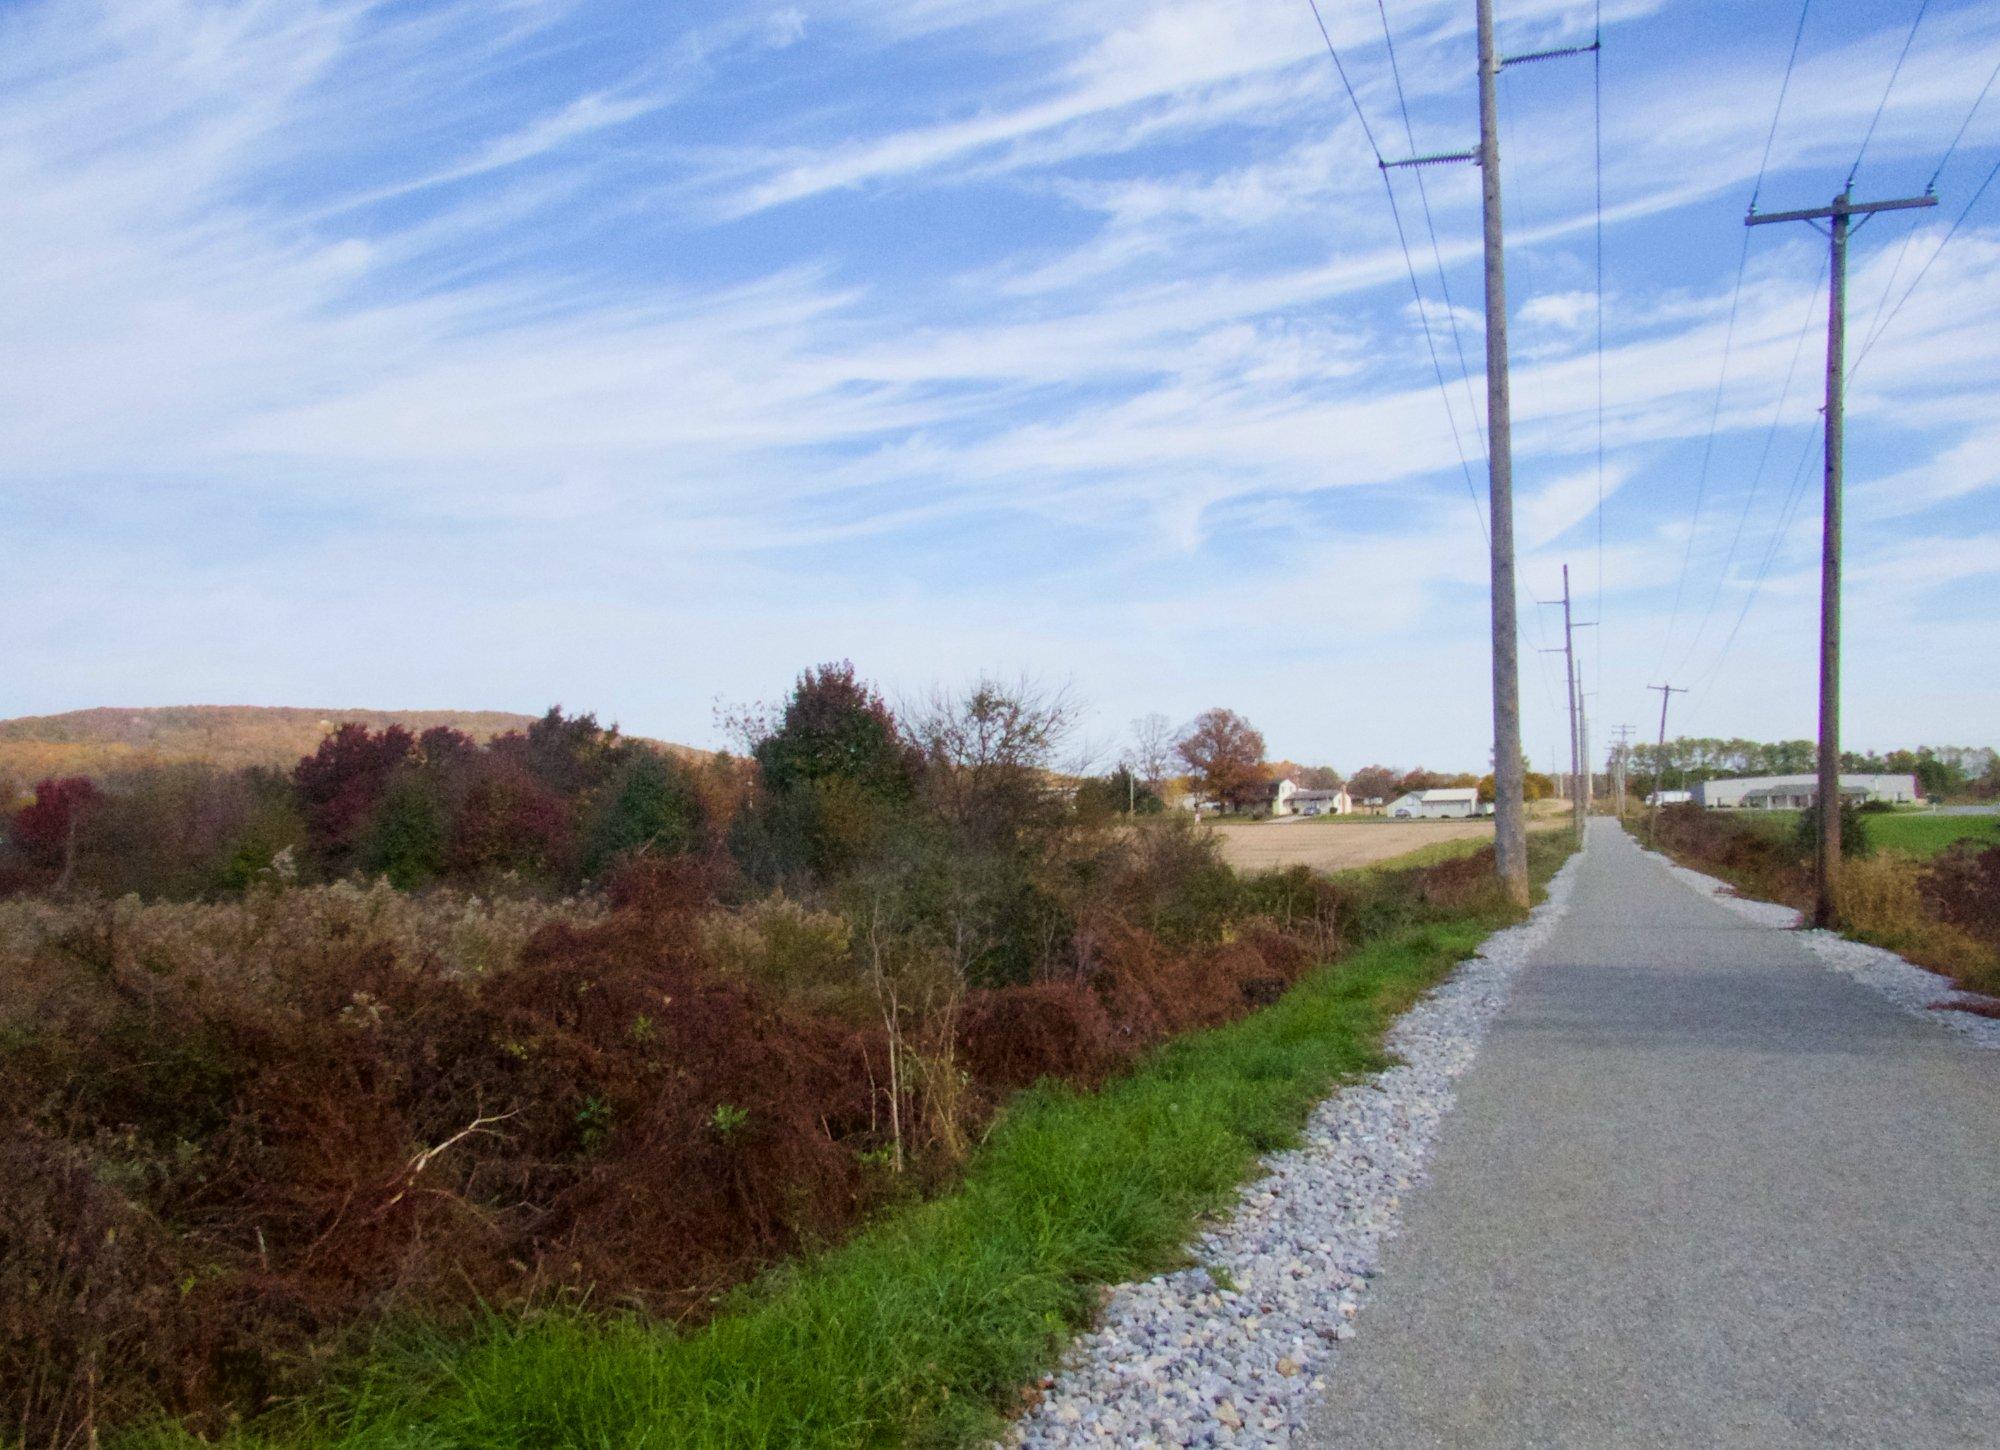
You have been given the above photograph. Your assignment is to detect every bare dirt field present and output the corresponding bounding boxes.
[1209,818,1558,874]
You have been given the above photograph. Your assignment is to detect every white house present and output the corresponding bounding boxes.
[1291,787,1352,817]
[1253,777,1300,816]
[1693,774,1919,810]
[1648,789,1693,807]
[1387,787,1480,820]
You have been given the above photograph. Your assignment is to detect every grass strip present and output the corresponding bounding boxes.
[185,844,1567,1450]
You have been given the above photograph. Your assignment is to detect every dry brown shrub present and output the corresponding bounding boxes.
[1841,853,2000,999]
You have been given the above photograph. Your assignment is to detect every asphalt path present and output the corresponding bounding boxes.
[1304,817,2000,1448]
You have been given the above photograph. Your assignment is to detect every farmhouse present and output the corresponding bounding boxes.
[1387,787,1480,820]
[1291,787,1352,816]
[1235,776,1298,815]
[1693,773,1920,810]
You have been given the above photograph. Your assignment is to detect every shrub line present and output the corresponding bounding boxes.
[222,836,1573,1450]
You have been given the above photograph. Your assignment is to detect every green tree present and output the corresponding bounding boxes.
[584,751,704,875]
[359,772,449,888]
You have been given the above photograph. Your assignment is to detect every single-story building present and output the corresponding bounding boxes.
[1693,773,1920,810]
[1291,787,1352,817]
[1387,787,1480,820]
[1648,789,1693,807]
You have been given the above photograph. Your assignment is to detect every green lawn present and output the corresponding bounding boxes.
[1734,809,1997,858]
[1869,813,2000,857]
[171,838,1571,1450]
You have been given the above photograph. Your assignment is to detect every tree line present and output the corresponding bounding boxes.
[1617,737,2000,799]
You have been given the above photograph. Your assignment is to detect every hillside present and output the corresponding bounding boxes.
[0,705,698,782]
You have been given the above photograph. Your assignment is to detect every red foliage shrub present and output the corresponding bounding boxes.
[448,761,575,881]
[1,818,1511,1441]
[958,982,1120,1091]
[11,776,98,865]
[0,899,885,1441]
[1921,842,2000,948]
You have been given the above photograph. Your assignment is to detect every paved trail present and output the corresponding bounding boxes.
[1305,818,2000,1449]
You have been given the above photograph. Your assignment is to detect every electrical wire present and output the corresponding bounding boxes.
[1848,0,1930,189]
[1654,0,1812,681]
[1690,422,1822,698]
[1848,151,2000,380]
[1674,254,1828,680]
[1303,0,1490,541]
[1853,51,2000,368]
[1375,0,1488,452]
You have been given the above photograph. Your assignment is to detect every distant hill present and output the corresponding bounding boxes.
[0,706,702,783]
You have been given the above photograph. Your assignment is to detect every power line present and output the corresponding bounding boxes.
[1303,0,1490,541]
[1848,0,1930,189]
[1849,151,2000,379]
[1751,0,1815,214]
[1673,253,1828,679]
[1928,53,2000,190]
[1375,0,1488,453]
[1852,52,2000,371]
[1689,413,1820,698]
[1653,3,1812,680]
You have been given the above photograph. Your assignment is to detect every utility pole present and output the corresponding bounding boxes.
[1380,5,1597,904]
[1646,684,1686,840]
[1540,564,1595,847]
[1612,724,1636,819]
[1748,186,1936,927]
[1474,0,1528,904]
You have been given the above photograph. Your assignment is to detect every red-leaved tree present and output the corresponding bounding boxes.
[13,776,99,889]
[292,724,417,864]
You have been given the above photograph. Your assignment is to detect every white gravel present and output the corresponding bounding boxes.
[1649,850,2000,1051]
[1005,854,1583,1449]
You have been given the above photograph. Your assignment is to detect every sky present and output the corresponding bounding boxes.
[2,0,1998,775]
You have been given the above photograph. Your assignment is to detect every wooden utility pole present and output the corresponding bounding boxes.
[1380,5,1597,903]
[1476,0,1527,903]
[1646,684,1686,839]
[1541,564,1595,846]
[1748,187,1935,927]
[1612,724,1636,819]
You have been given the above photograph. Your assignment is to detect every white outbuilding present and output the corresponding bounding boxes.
[1693,774,1920,810]
[1387,787,1480,820]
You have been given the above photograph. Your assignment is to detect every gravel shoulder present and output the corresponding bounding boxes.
[1007,849,1584,1447]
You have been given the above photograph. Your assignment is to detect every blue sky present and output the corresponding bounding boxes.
[2,0,1997,774]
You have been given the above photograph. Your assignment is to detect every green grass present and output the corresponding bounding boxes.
[174,839,1569,1450]
[1867,812,1999,857]
[1730,808,1997,859]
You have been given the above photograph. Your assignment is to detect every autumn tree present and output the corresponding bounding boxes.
[12,776,98,889]
[742,662,920,876]
[1346,765,1399,803]
[1176,709,1267,812]
[293,723,417,864]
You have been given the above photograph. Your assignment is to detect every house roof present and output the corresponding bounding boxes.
[1292,788,1348,801]
[1406,788,1478,803]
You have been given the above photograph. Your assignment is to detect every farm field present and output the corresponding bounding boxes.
[1209,817,1562,874]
